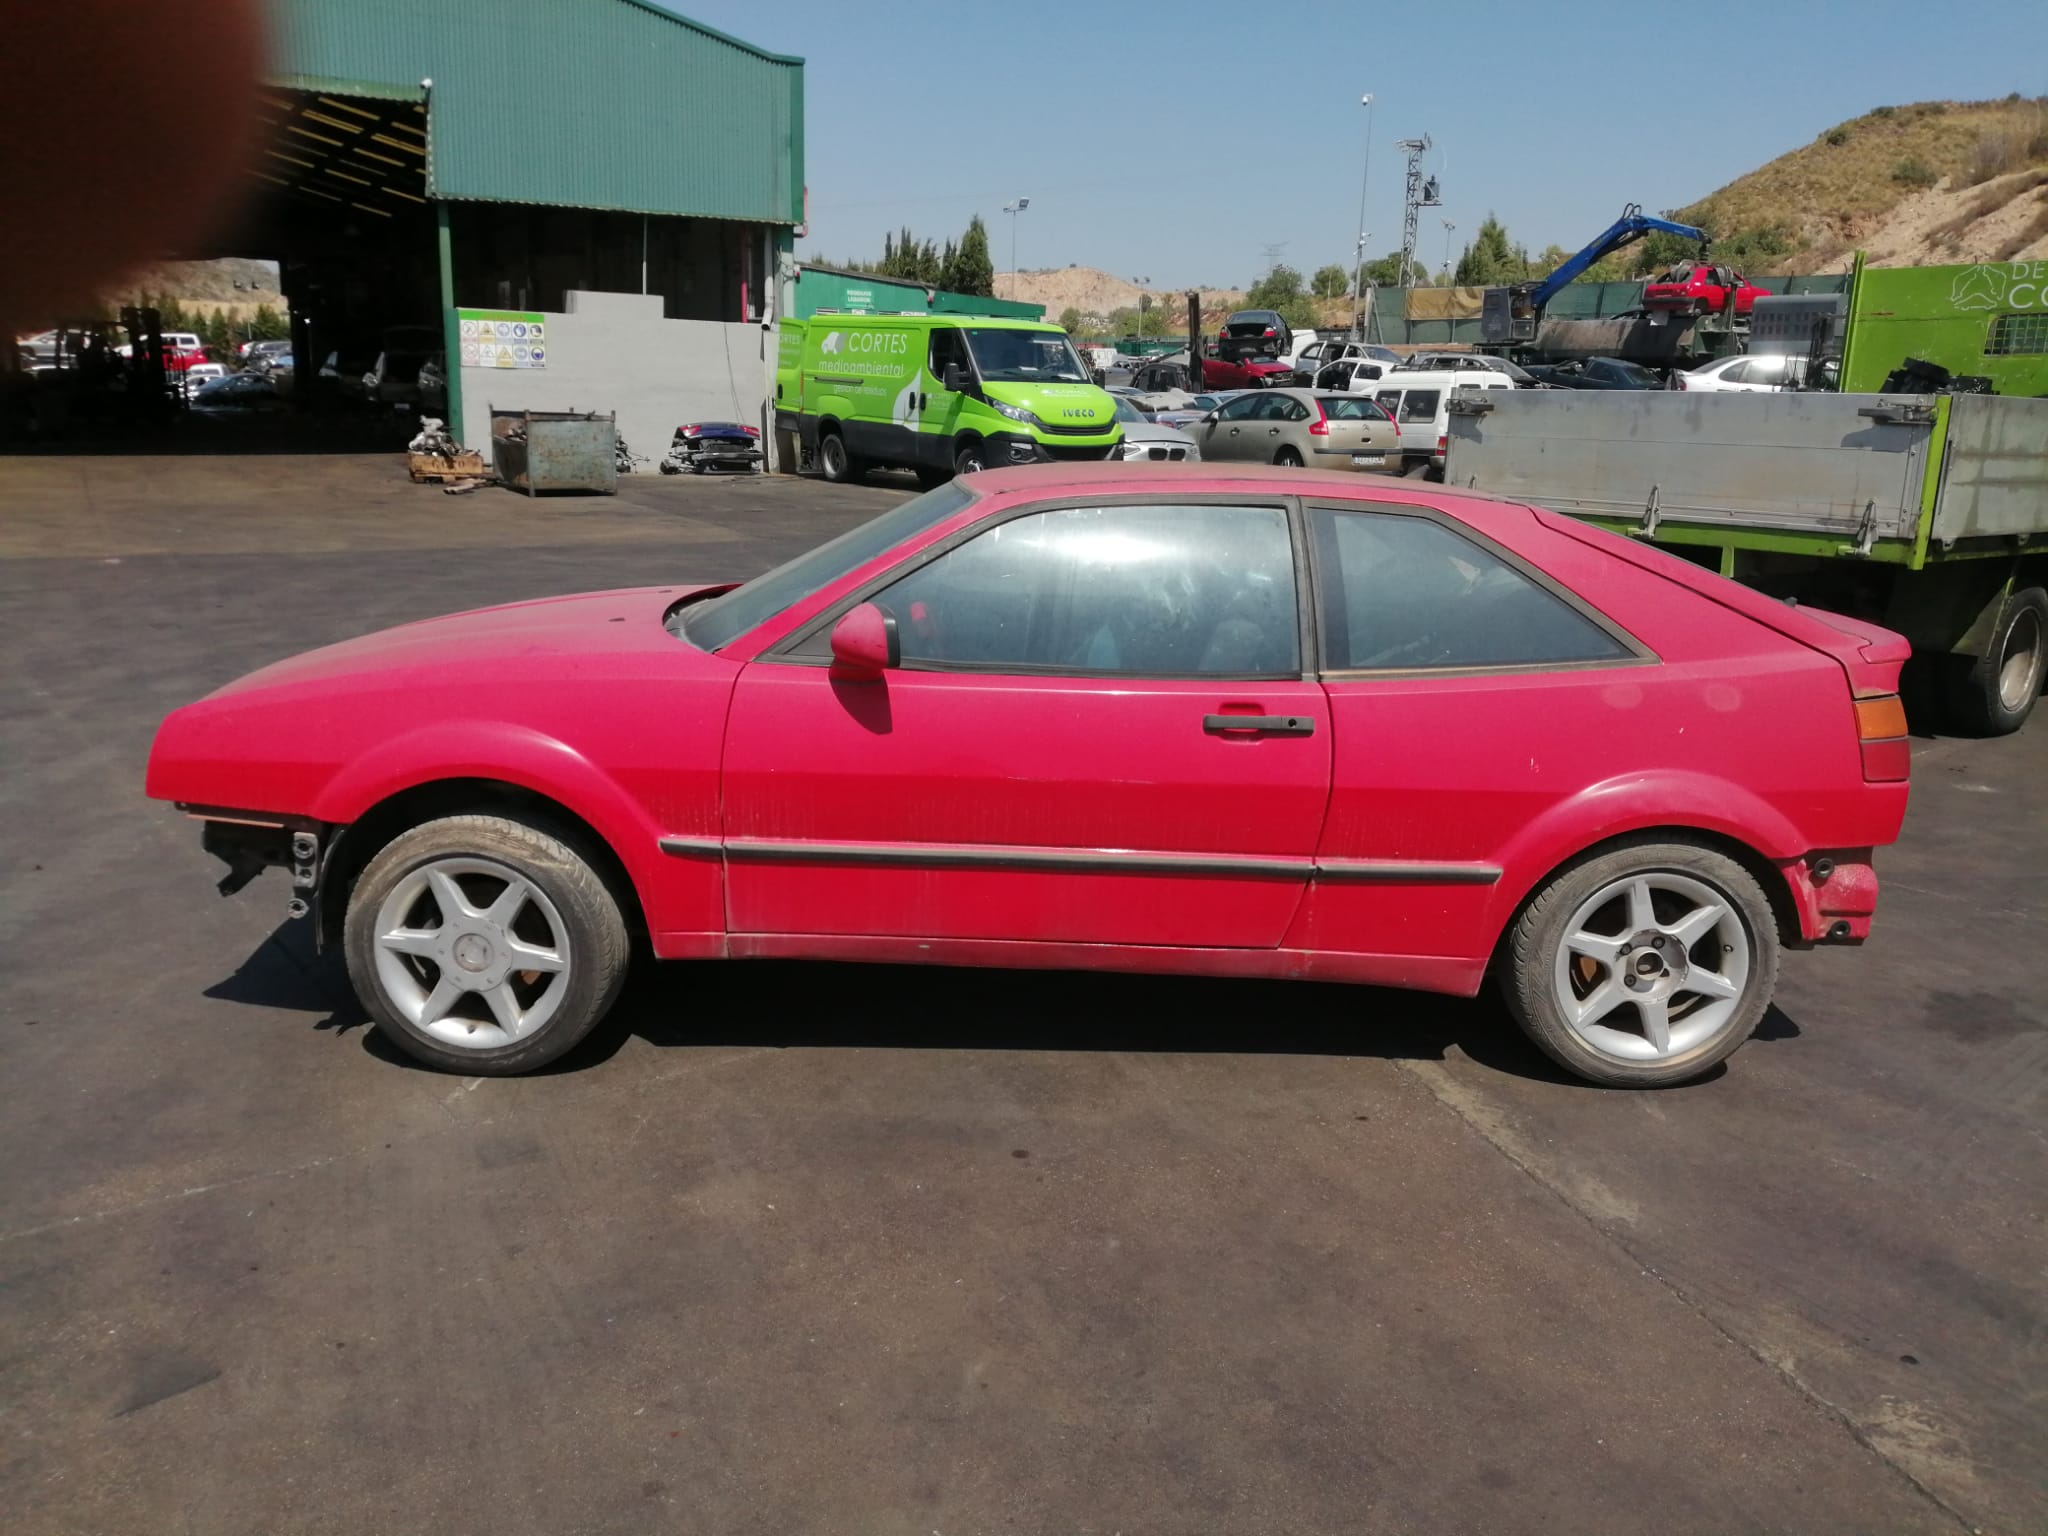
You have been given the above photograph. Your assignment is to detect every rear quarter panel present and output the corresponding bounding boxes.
[1287,500,1899,968]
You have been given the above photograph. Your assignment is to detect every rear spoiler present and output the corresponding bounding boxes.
[1532,507,1909,697]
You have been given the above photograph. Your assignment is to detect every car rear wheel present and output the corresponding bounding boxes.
[1501,841,1778,1087]
[1273,446,1302,467]
[343,815,630,1075]
[1946,585,2046,737]
[817,429,862,484]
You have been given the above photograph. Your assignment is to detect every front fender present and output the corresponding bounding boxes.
[310,720,716,939]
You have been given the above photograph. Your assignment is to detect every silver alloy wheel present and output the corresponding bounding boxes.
[1550,870,1752,1063]
[1997,604,2044,713]
[372,855,572,1050]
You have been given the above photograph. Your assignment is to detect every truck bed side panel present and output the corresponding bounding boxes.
[1930,395,2048,545]
[1448,392,1928,539]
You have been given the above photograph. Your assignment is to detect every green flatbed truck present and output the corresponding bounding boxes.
[1445,388,2048,733]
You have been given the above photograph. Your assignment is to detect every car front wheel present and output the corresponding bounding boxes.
[343,814,630,1075]
[1500,841,1778,1087]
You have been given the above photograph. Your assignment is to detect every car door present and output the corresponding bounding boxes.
[1200,392,1267,462]
[1289,499,1651,961]
[719,498,1332,948]
[918,326,972,463]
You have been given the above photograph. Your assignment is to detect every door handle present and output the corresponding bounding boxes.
[1204,714,1315,736]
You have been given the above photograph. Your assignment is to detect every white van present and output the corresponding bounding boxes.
[1369,370,1516,476]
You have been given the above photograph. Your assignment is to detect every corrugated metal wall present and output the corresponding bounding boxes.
[269,0,801,224]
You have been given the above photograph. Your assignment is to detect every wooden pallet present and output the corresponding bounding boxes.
[407,450,487,483]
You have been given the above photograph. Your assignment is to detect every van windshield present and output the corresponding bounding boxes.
[963,328,1091,383]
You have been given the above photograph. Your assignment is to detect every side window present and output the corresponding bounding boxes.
[868,504,1300,678]
[1375,389,1403,414]
[1312,509,1634,672]
[1218,394,1262,421]
[929,329,969,382]
[1719,359,1754,383]
[1282,397,1312,422]
[1398,389,1440,423]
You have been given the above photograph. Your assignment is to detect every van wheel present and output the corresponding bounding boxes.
[1945,585,2047,736]
[817,430,863,484]
[1272,446,1302,467]
[954,440,987,476]
[1403,459,1432,479]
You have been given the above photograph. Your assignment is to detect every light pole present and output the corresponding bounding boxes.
[1441,219,1456,284]
[1350,92,1375,336]
[1132,277,1152,339]
[1002,198,1030,297]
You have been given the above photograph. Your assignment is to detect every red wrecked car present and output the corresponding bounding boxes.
[147,465,1909,1087]
[1642,260,1768,316]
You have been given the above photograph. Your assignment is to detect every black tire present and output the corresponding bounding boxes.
[1272,446,1303,467]
[1944,585,2046,737]
[1499,839,1779,1088]
[817,429,862,484]
[343,814,630,1076]
[1403,459,1432,479]
[954,439,987,476]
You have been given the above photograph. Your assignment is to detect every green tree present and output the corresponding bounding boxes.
[949,215,995,297]
[1243,264,1318,329]
[1310,263,1350,299]
[1058,306,1084,334]
[1453,216,1532,286]
[249,304,288,342]
[1358,249,1405,288]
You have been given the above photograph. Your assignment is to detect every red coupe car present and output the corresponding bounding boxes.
[147,466,1910,1086]
[1641,260,1768,317]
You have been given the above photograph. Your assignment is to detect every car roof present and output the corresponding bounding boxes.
[963,462,1539,523]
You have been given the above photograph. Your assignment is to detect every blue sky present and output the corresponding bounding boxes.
[675,0,2048,288]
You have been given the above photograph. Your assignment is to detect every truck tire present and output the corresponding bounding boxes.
[1500,839,1778,1088]
[343,815,631,1076]
[954,439,988,476]
[817,429,863,484]
[1946,585,2047,736]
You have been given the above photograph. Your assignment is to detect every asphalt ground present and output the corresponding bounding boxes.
[1,453,2042,1535]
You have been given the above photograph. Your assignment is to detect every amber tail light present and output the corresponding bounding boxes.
[1855,694,1909,782]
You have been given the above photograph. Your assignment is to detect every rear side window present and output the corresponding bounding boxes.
[1312,509,1633,672]
[1398,390,1440,423]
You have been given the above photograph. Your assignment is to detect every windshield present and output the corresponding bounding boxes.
[1489,358,1537,383]
[680,483,978,652]
[1606,360,1662,386]
[962,328,1090,383]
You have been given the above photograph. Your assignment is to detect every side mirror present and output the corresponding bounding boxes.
[829,601,899,681]
[942,363,968,393]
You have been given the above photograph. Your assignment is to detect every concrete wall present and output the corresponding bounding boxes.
[455,290,771,471]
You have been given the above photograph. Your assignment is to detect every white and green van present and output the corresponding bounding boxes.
[776,315,1122,485]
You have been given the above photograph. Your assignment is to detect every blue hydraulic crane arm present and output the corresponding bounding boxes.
[1526,202,1709,311]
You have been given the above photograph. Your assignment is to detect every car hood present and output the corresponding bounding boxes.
[982,380,1117,430]
[204,584,722,702]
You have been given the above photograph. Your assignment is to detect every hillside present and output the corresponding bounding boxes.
[1671,97,2048,273]
[107,258,285,318]
[998,268,1247,328]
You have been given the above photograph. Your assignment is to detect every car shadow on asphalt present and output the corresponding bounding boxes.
[211,919,1801,1089]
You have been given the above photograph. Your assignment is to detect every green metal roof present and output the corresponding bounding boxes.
[268,0,802,224]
